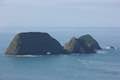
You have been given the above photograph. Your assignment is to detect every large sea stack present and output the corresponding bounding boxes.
[64,34,101,53]
[6,32,64,55]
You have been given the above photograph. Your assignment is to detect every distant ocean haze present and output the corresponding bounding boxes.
[0,27,120,53]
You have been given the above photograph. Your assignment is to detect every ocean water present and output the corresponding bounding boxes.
[0,27,120,80]
[0,50,120,80]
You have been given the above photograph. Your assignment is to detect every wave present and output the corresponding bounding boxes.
[96,46,116,54]
[77,59,120,75]
[6,55,42,58]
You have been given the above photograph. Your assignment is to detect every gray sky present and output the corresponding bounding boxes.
[0,0,120,32]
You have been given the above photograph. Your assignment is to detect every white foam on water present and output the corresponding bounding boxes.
[5,55,43,58]
[96,50,108,54]
[46,52,51,55]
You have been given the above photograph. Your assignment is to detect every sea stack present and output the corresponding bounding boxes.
[64,34,101,53]
[5,32,64,55]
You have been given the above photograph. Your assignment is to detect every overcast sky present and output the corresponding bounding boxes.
[0,0,120,32]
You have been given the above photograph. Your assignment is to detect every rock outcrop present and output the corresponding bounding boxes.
[64,34,101,53]
[6,32,64,55]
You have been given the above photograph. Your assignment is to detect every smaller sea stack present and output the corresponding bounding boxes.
[64,34,101,53]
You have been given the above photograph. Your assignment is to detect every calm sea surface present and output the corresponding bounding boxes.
[0,27,120,80]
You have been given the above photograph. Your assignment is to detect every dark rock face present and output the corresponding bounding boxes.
[64,34,101,53]
[6,32,64,55]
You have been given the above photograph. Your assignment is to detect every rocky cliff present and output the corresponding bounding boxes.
[6,32,64,55]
